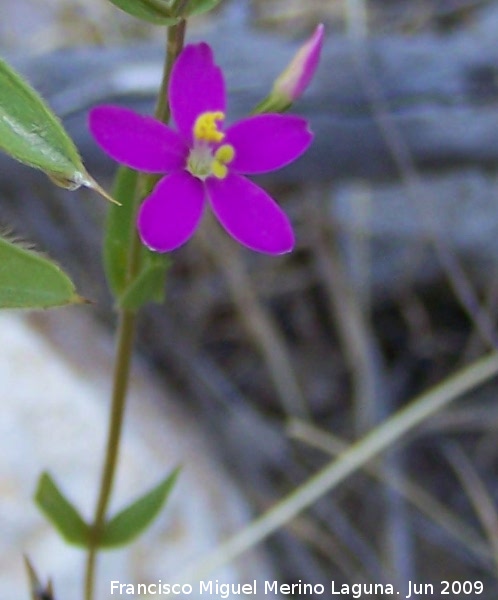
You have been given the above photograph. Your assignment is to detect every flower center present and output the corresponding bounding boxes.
[187,111,235,181]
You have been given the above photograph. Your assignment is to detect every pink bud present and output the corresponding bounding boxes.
[273,24,324,102]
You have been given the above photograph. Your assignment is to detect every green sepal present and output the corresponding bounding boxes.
[119,252,170,310]
[34,472,90,547]
[99,468,180,548]
[0,235,83,309]
[106,0,181,25]
[252,94,292,115]
[0,57,98,192]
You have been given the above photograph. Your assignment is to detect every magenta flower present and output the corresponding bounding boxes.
[89,43,313,254]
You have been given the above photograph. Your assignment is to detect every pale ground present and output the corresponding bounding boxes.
[0,309,277,599]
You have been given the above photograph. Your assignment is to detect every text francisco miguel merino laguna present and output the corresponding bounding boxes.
[110,579,429,597]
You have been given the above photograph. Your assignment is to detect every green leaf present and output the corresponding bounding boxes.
[106,0,221,24]
[34,472,90,547]
[104,167,139,297]
[107,0,181,24]
[0,57,101,193]
[0,236,82,309]
[100,469,180,548]
[180,0,223,18]
[104,167,169,308]
[119,253,170,310]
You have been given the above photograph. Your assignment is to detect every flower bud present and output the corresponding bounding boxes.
[254,24,324,114]
[274,24,324,101]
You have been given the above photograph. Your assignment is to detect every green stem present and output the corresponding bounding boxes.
[155,19,186,121]
[83,20,187,600]
[84,310,136,600]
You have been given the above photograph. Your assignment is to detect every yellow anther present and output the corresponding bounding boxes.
[211,161,228,179]
[211,143,235,179]
[215,144,235,164]
[193,111,226,143]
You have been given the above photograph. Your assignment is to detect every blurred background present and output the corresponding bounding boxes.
[2,0,498,598]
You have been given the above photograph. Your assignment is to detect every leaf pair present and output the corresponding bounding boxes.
[35,470,179,548]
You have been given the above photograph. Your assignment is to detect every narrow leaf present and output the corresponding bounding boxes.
[107,0,181,24]
[0,236,82,309]
[100,469,180,548]
[34,472,90,547]
[104,167,169,307]
[104,166,139,297]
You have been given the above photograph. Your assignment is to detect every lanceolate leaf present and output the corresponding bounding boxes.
[0,57,115,201]
[104,166,139,297]
[0,236,82,309]
[100,469,180,548]
[104,167,170,308]
[34,472,90,547]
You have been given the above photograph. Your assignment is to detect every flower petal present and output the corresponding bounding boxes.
[169,43,226,142]
[225,114,313,174]
[138,172,205,252]
[206,173,294,254]
[89,105,188,172]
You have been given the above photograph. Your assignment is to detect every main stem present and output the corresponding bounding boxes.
[83,21,186,600]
